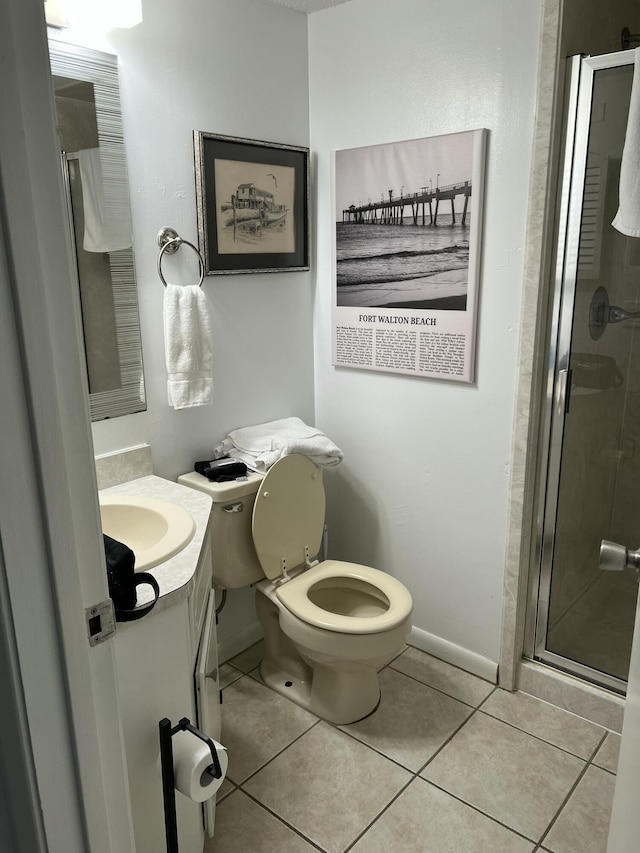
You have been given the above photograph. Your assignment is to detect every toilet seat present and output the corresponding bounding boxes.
[251,455,412,635]
[275,559,413,634]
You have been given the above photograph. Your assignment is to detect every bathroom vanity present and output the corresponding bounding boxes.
[100,475,220,853]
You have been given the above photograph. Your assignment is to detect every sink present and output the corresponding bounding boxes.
[99,495,196,571]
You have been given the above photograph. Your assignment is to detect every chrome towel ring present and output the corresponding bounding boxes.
[157,227,205,288]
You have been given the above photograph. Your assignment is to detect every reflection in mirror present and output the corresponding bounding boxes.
[49,39,146,421]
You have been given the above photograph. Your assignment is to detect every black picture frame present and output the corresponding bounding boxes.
[194,131,310,275]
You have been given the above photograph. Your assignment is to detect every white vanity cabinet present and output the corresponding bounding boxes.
[189,527,213,662]
[114,598,203,853]
[107,476,218,853]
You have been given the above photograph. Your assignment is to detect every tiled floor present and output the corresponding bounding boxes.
[206,643,620,853]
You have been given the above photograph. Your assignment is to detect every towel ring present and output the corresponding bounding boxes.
[157,227,205,288]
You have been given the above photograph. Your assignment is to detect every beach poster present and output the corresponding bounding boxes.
[332,129,486,383]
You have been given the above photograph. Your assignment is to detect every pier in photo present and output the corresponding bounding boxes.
[342,181,472,227]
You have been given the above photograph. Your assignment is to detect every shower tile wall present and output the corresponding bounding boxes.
[611,238,640,547]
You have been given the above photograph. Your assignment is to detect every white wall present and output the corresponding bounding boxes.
[90,0,315,481]
[309,0,541,670]
[64,0,315,658]
[66,0,542,671]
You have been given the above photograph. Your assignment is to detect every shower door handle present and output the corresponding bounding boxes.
[557,368,573,415]
[600,540,640,573]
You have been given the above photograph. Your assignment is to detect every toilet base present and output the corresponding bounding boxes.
[256,587,385,724]
[259,657,381,725]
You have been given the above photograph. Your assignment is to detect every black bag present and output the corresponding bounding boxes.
[103,534,160,622]
[195,457,248,481]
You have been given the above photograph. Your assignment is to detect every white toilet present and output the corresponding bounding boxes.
[179,453,413,724]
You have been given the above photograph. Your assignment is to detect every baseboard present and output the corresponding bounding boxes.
[409,626,498,684]
[218,622,499,683]
[218,621,263,665]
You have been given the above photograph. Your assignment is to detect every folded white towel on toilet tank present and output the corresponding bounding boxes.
[163,283,213,410]
[214,417,343,472]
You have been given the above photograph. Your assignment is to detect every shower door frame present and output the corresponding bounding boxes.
[525,49,636,695]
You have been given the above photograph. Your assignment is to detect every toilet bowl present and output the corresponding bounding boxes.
[257,560,412,723]
[178,453,413,724]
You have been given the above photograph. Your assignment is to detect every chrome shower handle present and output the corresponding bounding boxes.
[600,539,640,572]
[607,305,640,324]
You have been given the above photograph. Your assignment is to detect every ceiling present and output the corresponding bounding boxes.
[264,0,353,13]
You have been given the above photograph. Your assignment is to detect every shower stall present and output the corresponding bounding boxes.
[526,48,640,695]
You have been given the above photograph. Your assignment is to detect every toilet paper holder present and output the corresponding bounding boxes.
[159,716,223,853]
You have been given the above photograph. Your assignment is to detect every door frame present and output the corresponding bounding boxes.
[0,1,135,849]
[608,592,640,850]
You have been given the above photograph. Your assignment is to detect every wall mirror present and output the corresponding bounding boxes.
[48,39,146,421]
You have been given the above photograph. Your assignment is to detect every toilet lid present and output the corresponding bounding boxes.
[252,454,326,580]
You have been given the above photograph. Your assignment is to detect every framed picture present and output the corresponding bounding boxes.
[194,131,310,275]
[332,129,487,383]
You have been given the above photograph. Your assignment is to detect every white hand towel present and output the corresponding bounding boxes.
[77,148,132,253]
[215,417,343,471]
[613,47,640,237]
[163,284,213,410]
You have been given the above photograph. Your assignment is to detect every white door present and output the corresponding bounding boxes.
[607,556,640,850]
[1,1,135,850]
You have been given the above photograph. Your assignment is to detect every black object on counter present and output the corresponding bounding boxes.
[194,457,248,482]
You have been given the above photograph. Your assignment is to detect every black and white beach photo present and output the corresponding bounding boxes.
[332,129,485,383]
[335,132,477,310]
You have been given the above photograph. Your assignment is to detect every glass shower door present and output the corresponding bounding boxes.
[531,51,639,693]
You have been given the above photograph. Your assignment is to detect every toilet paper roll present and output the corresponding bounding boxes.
[171,729,228,803]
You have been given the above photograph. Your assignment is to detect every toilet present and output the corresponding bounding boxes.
[179,453,413,724]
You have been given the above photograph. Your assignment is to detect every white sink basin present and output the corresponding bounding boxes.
[100,495,195,571]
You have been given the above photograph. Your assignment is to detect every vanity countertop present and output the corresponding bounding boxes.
[100,474,211,615]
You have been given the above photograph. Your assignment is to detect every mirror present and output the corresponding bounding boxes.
[48,39,146,421]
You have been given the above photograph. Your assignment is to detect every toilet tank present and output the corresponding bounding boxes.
[177,471,265,589]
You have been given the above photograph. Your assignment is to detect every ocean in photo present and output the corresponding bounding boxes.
[336,215,470,309]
